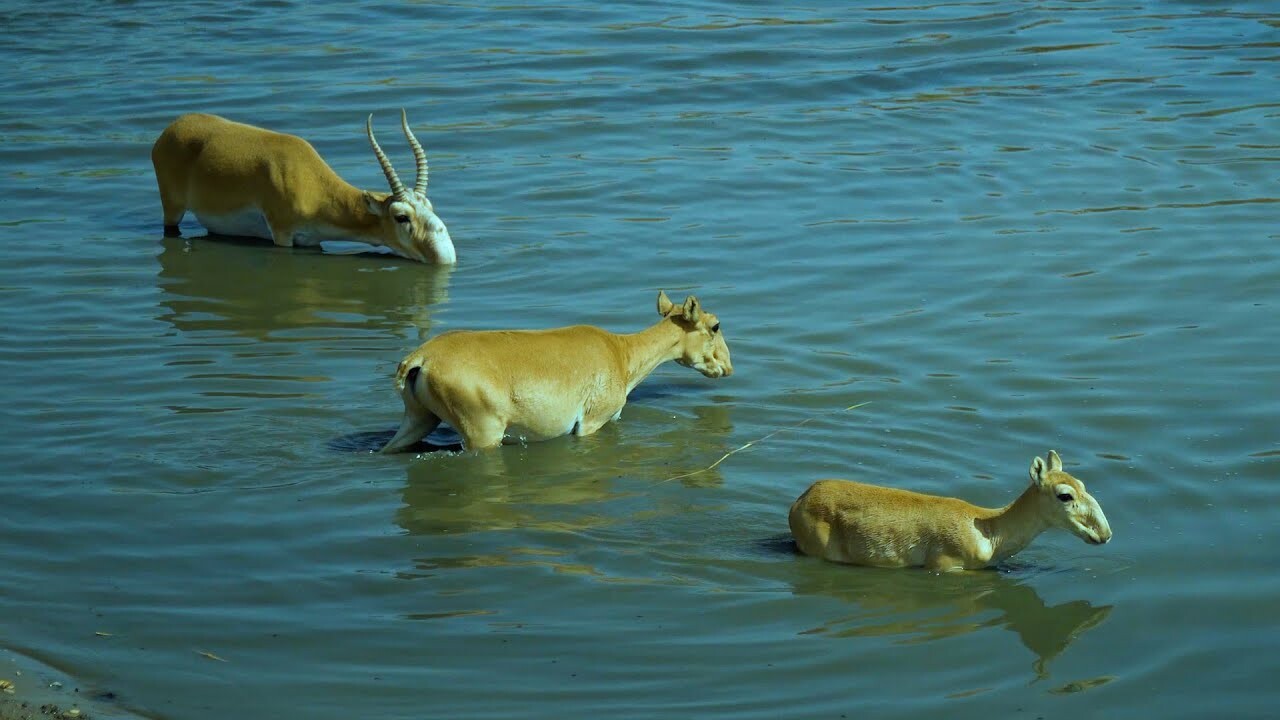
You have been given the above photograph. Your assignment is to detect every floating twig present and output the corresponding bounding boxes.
[660,401,872,484]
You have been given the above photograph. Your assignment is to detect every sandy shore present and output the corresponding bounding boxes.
[0,678,91,720]
[1,647,149,720]
[0,694,85,720]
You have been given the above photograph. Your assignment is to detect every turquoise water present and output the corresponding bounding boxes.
[1,2,1278,718]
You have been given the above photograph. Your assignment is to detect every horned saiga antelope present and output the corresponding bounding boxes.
[151,111,455,263]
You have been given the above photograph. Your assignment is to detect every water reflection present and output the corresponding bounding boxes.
[393,400,736,537]
[791,562,1112,679]
[619,401,736,489]
[395,437,630,537]
[153,236,451,342]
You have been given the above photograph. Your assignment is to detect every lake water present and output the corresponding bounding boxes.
[2,1,1278,718]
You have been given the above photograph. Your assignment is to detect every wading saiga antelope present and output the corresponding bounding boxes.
[151,111,455,263]
[789,450,1111,571]
[381,291,733,452]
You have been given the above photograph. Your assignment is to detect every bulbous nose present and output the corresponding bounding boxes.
[428,226,457,264]
[717,346,733,377]
[1093,508,1112,544]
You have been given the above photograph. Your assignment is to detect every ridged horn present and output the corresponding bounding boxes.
[366,114,407,200]
[400,108,429,197]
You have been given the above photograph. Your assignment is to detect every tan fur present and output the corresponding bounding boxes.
[789,451,1111,571]
[381,291,733,452]
[150,112,455,263]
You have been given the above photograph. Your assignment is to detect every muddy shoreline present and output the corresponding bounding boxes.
[1,648,148,720]
[0,695,86,720]
[0,678,92,720]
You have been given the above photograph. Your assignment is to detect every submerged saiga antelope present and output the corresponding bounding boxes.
[381,291,733,452]
[789,450,1111,572]
[150,111,456,263]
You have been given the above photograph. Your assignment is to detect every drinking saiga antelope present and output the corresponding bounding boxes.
[380,291,733,452]
[789,450,1111,571]
[150,110,456,263]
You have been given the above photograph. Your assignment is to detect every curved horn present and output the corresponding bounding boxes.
[400,108,429,197]
[366,114,407,200]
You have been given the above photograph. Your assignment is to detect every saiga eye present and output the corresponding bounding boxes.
[394,214,411,224]
[1056,493,1074,502]
[710,323,721,333]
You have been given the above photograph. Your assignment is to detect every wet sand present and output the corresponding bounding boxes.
[1,648,146,720]
[0,680,91,720]
[0,695,86,720]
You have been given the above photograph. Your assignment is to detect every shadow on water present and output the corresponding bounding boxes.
[763,535,1113,680]
[153,235,452,341]
[326,429,462,454]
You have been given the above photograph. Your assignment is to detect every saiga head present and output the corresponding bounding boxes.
[1030,450,1112,546]
[365,111,456,264]
[657,290,733,379]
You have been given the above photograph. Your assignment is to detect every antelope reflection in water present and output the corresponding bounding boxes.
[789,558,1112,679]
[154,236,451,343]
[392,401,735,539]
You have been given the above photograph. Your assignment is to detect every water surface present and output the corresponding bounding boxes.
[1,2,1278,718]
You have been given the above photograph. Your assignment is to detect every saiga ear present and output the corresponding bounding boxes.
[364,191,387,216]
[681,296,701,323]
[1047,449,1063,472]
[657,290,674,317]
[1030,455,1048,485]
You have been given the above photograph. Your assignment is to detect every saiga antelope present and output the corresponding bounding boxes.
[151,111,455,263]
[789,450,1111,571]
[381,291,733,452]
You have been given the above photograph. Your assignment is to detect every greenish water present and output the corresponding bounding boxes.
[2,2,1278,718]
